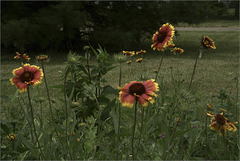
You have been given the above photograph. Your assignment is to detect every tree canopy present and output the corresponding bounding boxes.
[1,1,236,54]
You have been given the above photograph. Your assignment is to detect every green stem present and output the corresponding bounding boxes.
[117,63,122,158]
[137,106,144,151]
[27,87,45,159]
[155,53,164,81]
[19,96,35,145]
[86,53,92,84]
[41,61,54,122]
[132,101,138,160]
[189,49,201,90]
[63,72,72,160]
[222,133,229,160]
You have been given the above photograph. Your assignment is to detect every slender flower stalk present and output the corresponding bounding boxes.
[117,62,122,156]
[63,71,73,160]
[155,52,164,81]
[137,106,144,150]
[27,87,45,159]
[41,61,54,123]
[189,49,201,90]
[18,96,35,144]
[132,102,138,160]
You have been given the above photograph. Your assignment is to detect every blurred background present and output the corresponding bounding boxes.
[1,0,239,55]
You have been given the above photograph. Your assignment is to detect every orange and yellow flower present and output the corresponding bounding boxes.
[206,112,238,135]
[173,47,184,54]
[14,52,30,61]
[36,55,49,62]
[123,51,135,57]
[151,23,175,51]
[119,79,159,108]
[127,60,132,64]
[136,58,143,63]
[136,50,146,55]
[201,36,216,49]
[10,64,43,92]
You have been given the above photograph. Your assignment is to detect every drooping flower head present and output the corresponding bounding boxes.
[123,51,135,57]
[127,60,132,64]
[151,23,175,51]
[7,133,16,141]
[136,50,146,55]
[14,52,30,61]
[206,112,238,135]
[10,64,43,92]
[201,36,216,49]
[173,47,184,55]
[136,58,143,63]
[119,79,159,108]
[36,55,49,62]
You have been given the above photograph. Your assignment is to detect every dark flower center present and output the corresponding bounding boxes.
[20,72,33,82]
[129,83,146,95]
[215,114,225,126]
[157,31,167,43]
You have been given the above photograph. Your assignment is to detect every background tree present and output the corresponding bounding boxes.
[1,1,237,55]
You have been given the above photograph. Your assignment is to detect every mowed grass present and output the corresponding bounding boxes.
[176,19,239,27]
[1,30,239,117]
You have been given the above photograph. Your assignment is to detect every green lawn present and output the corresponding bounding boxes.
[176,19,239,27]
[1,30,239,117]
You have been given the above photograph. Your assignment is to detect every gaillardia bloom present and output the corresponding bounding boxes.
[201,36,216,49]
[206,112,238,135]
[123,51,135,57]
[136,58,143,63]
[173,47,184,54]
[136,50,146,55]
[36,55,49,62]
[119,79,159,108]
[10,64,43,92]
[127,60,132,64]
[14,52,30,61]
[151,23,175,51]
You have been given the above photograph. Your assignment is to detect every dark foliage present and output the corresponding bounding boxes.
[1,1,233,54]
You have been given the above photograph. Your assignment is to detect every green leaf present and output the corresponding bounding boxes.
[102,85,118,96]
[101,98,116,121]
[1,123,10,134]
[110,107,118,134]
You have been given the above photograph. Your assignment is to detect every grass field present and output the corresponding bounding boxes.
[1,27,239,160]
[2,30,239,111]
